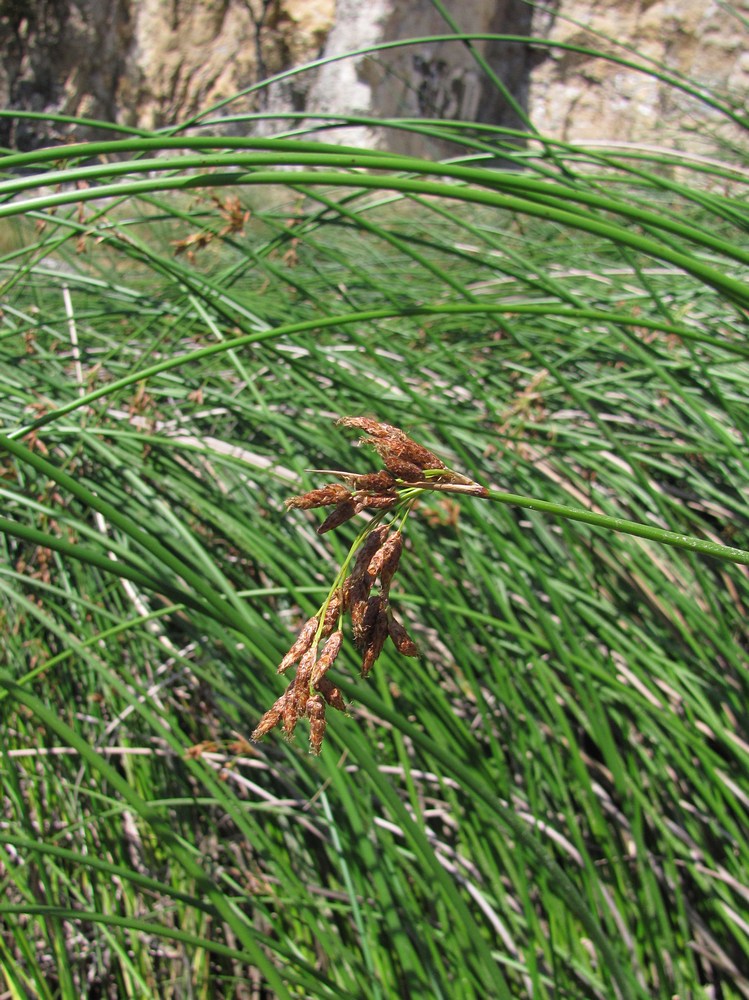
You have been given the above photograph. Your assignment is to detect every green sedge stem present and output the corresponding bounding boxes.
[482,488,749,565]
[397,476,749,565]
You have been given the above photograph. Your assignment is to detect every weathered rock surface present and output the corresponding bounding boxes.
[0,0,745,153]
[0,0,336,147]
[280,0,539,158]
[529,0,749,152]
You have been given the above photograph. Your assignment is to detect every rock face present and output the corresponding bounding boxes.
[0,0,336,147]
[529,0,749,151]
[272,0,540,158]
[0,0,131,147]
[0,0,745,153]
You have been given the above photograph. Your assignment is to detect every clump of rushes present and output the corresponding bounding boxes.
[251,417,487,754]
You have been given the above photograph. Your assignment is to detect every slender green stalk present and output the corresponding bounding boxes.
[407,483,749,565]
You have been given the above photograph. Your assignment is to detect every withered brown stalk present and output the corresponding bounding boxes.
[250,417,486,755]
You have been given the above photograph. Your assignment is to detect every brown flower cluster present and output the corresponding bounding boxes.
[251,523,418,753]
[284,417,483,535]
[251,417,486,754]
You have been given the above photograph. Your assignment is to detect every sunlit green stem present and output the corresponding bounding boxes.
[403,479,749,565]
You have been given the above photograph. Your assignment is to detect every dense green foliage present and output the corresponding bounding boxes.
[1,20,748,1000]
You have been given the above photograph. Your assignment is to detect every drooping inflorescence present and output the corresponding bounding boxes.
[251,417,487,754]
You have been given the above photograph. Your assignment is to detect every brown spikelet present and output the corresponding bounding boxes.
[251,691,287,741]
[278,616,319,674]
[228,735,254,756]
[350,526,389,583]
[321,589,343,635]
[283,646,317,739]
[282,692,303,740]
[369,532,403,594]
[401,441,446,471]
[278,617,319,674]
[360,608,389,677]
[353,594,381,650]
[358,495,398,511]
[379,456,425,481]
[317,498,358,534]
[286,484,351,510]
[311,630,343,687]
[349,571,375,640]
[306,694,327,755]
[295,645,317,686]
[382,438,444,473]
[316,676,346,712]
[337,416,394,438]
[252,416,488,749]
[387,613,419,657]
[339,417,445,467]
[352,471,396,492]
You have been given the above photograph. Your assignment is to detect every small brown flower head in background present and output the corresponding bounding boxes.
[250,417,486,754]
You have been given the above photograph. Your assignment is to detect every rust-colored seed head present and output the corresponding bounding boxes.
[316,677,346,712]
[253,417,480,749]
[278,616,319,674]
[311,629,343,687]
[295,645,318,687]
[306,695,327,755]
[360,608,389,677]
[282,692,303,740]
[349,573,375,640]
[317,498,358,534]
[369,532,403,594]
[338,416,445,477]
[378,438,444,473]
[353,594,382,650]
[359,495,398,511]
[353,471,396,492]
[337,416,395,439]
[283,654,316,740]
[321,589,343,635]
[350,526,389,583]
[401,441,445,471]
[285,484,351,510]
[251,692,287,741]
[379,456,425,481]
[387,613,419,657]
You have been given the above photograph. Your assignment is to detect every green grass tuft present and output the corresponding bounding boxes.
[1,24,748,1000]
